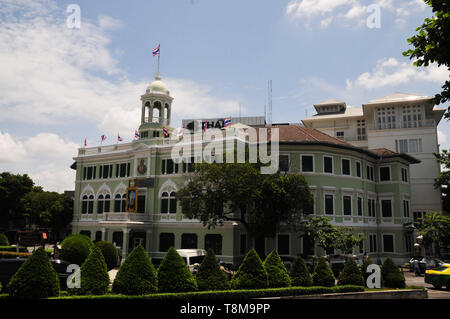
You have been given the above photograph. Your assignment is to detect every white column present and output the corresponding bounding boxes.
[122,228,129,261]
[146,229,152,254]
[101,228,106,241]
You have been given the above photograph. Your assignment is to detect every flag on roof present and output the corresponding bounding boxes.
[118,134,123,142]
[84,138,87,147]
[224,117,231,127]
[176,124,184,137]
[202,122,208,132]
[162,127,169,137]
[135,130,140,139]
[101,135,107,143]
[152,44,160,56]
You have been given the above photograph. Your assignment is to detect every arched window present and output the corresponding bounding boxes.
[153,101,161,123]
[98,194,104,214]
[161,191,177,214]
[114,193,126,212]
[104,194,111,213]
[81,195,88,214]
[88,195,94,214]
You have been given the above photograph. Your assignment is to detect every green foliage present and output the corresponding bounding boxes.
[290,256,313,287]
[403,0,450,111]
[177,161,313,239]
[112,245,157,295]
[94,241,119,270]
[312,257,335,287]
[75,247,110,295]
[0,251,31,259]
[263,250,291,288]
[337,258,364,286]
[195,249,230,291]
[231,248,268,290]
[51,285,365,300]
[0,246,27,252]
[0,234,9,246]
[157,247,197,293]
[60,234,94,265]
[381,257,405,289]
[20,190,73,232]
[361,257,374,284]
[7,247,60,299]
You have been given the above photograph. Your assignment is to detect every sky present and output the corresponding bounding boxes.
[0,0,449,192]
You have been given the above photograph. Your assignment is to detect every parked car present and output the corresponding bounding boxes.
[176,249,207,272]
[0,258,71,291]
[425,263,450,289]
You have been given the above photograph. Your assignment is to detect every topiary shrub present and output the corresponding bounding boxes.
[337,258,364,286]
[263,250,291,288]
[361,256,374,285]
[112,245,157,295]
[195,249,230,291]
[231,248,269,290]
[7,247,60,299]
[381,257,405,288]
[73,247,110,295]
[312,257,335,287]
[0,233,9,246]
[157,247,198,293]
[289,256,313,287]
[60,234,94,266]
[94,241,119,270]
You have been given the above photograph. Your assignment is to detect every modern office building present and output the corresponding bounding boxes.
[70,76,421,265]
[302,93,445,223]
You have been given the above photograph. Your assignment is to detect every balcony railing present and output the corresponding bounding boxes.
[103,212,148,222]
[368,119,436,131]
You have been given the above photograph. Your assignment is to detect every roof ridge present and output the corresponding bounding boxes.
[295,126,319,141]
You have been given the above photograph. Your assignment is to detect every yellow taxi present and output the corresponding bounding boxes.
[425,263,450,289]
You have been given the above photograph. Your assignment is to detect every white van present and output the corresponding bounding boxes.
[176,249,206,271]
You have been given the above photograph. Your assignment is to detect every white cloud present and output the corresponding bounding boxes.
[438,130,447,145]
[346,57,450,90]
[285,0,428,28]
[98,15,123,30]
[0,132,27,163]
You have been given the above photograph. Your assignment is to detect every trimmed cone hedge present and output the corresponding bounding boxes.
[76,247,110,295]
[60,234,94,265]
[231,249,268,290]
[157,247,197,293]
[381,257,405,288]
[263,250,291,288]
[312,257,335,287]
[7,247,60,299]
[337,258,364,286]
[112,245,158,295]
[290,256,313,287]
[94,241,119,270]
[196,249,230,291]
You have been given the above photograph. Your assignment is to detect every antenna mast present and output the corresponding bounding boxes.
[268,80,272,127]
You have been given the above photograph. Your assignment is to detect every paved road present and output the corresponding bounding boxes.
[403,270,450,299]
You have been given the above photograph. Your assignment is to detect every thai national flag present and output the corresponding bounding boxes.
[224,117,231,127]
[84,138,87,147]
[118,134,123,142]
[101,135,107,143]
[152,44,160,56]
[162,127,169,137]
[135,130,140,139]
[202,122,208,133]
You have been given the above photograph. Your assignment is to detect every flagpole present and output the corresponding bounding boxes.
[157,44,160,77]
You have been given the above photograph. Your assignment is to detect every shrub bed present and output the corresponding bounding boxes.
[231,249,268,290]
[338,258,364,286]
[0,246,27,253]
[312,257,335,287]
[195,249,230,291]
[263,250,291,288]
[289,256,313,287]
[381,257,406,289]
[74,247,110,295]
[50,285,365,299]
[157,247,197,293]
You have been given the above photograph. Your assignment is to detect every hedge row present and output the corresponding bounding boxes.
[0,251,31,259]
[50,285,365,299]
[0,246,27,253]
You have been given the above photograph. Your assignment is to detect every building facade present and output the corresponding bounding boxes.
[71,78,420,265]
[302,93,445,223]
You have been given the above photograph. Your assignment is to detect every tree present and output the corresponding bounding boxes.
[157,247,197,293]
[297,216,363,254]
[112,245,157,295]
[20,190,73,241]
[95,241,119,270]
[0,172,34,229]
[231,248,269,290]
[75,247,110,295]
[381,257,406,289]
[177,161,313,239]
[434,149,450,213]
[195,248,230,291]
[289,256,313,287]
[60,234,94,265]
[7,247,60,298]
[403,0,450,114]
[337,258,364,286]
[263,250,291,288]
[417,211,450,257]
[312,257,335,287]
